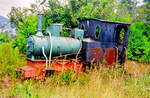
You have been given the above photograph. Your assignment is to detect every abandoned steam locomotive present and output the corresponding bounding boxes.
[17,14,130,79]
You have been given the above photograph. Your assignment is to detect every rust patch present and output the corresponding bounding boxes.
[89,48,116,66]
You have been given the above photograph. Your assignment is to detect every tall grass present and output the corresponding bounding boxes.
[0,43,150,98]
[1,66,150,97]
[0,43,26,78]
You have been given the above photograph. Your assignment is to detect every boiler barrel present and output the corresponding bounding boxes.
[26,35,81,60]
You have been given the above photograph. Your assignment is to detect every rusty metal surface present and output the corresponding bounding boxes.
[80,19,130,65]
[82,47,116,65]
[17,59,84,79]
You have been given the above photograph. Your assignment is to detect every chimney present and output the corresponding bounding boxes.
[36,14,44,36]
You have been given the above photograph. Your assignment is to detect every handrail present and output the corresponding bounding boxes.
[42,47,48,68]
[76,40,82,60]
[48,32,52,67]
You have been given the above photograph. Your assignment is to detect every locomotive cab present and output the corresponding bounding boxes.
[80,19,130,66]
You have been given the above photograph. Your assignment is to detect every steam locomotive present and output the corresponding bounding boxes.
[17,14,130,79]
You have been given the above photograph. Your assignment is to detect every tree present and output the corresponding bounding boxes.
[144,0,150,2]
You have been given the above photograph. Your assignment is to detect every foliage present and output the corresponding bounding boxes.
[9,7,29,25]
[127,2,150,62]
[7,0,150,62]
[0,33,9,42]
[0,22,12,42]
[142,2,150,22]
[128,21,150,62]
[0,1,150,97]
[0,43,26,78]
[13,15,38,52]
[120,28,125,40]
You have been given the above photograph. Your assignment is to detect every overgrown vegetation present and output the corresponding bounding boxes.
[7,0,150,62]
[0,33,9,42]
[0,43,150,97]
[0,43,26,78]
[0,0,150,97]
[128,21,150,62]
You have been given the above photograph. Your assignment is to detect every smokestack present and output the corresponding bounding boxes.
[36,14,44,36]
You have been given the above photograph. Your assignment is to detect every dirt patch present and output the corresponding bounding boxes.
[0,75,11,91]
[125,60,150,77]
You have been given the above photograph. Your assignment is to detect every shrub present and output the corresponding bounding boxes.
[128,21,150,62]
[13,15,37,52]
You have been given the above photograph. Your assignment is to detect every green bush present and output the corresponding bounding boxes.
[13,15,37,52]
[128,21,150,62]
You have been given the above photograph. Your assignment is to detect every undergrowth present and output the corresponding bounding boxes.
[0,43,26,78]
